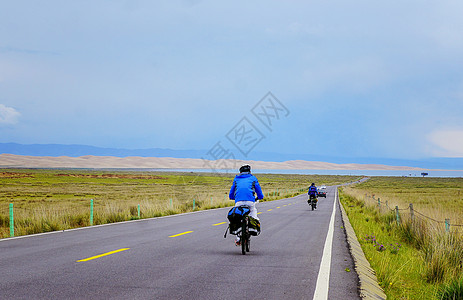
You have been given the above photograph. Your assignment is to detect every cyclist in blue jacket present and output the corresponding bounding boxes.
[229,164,264,245]
[308,183,318,208]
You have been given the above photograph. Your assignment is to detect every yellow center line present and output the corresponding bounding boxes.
[257,212,262,215]
[76,248,130,262]
[283,205,287,207]
[213,222,227,226]
[267,209,273,211]
[277,207,281,209]
[169,231,194,238]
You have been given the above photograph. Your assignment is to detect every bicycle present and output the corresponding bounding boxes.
[225,205,254,255]
[240,207,252,254]
[308,195,318,210]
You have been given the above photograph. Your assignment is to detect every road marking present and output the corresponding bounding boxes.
[313,189,337,300]
[283,205,287,207]
[267,209,273,211]
[76,248,130,262]
[169,231,193,238]
[213,222,227,226]
[257,212,262,215]
[276,207,281,209]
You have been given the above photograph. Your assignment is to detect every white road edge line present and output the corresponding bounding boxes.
[313,188,337,300]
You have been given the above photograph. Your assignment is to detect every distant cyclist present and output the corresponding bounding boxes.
[308,183,318,208]
[229,164,264,246]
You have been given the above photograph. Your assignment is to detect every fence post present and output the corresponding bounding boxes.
[90,199,94,226]
[445,219,450,233]
[409,203,414,221]
[9,203,14,237]
[137,204,140,218]
[395,206,400,225]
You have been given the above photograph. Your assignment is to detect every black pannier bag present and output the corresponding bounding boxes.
[227,206,250,235]
[248,217,260,236]
[227,206,260,236]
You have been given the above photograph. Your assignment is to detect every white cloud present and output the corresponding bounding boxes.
[428,129,463,157]
[0,104,21,125]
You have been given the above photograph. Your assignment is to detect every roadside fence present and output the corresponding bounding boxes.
[2,187,306,238]
[365,194,463,233]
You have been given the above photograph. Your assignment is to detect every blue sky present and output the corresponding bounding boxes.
[1,1,463,160]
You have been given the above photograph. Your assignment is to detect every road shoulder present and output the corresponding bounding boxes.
[328,193,361,299]
[338,188,387,299]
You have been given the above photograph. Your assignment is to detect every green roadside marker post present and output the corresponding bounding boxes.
[170,198,173,209]
[193,199,195,211]
[211,197,213,206]
[138,204,140,219]
[90,199,94,226]
[9,203,14,237]
[445,219,450,232]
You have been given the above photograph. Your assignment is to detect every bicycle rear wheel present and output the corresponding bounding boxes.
[241,219,247,255]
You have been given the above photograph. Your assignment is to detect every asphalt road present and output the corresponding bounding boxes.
[0,186,359,299]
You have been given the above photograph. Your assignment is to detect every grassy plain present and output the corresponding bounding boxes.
[341,176,463,299]
[345,177,463,227]
[0,168,360,238]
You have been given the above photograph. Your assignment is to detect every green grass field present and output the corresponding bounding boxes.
[5,169,463,298]
[0,168,360,238]
[341,176,463,299]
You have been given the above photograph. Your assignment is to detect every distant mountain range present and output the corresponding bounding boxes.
[1,142,462,170]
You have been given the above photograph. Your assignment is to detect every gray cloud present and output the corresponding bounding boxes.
[1,1,463,158]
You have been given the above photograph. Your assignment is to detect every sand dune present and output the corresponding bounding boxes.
[0,154,424,171]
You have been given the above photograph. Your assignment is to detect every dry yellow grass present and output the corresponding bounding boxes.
[344,177,463,233]
[342,176,463,295]
[0,169,360,238]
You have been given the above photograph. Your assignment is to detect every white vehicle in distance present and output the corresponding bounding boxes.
[318,185,327,197]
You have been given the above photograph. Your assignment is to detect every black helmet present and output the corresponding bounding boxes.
[311,183,315,186]
[239,164,251,173]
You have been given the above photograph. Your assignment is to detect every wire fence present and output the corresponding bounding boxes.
[365,194,463,231]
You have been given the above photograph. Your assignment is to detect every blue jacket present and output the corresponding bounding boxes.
[308,185,318,196]
[229,173,264,202]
